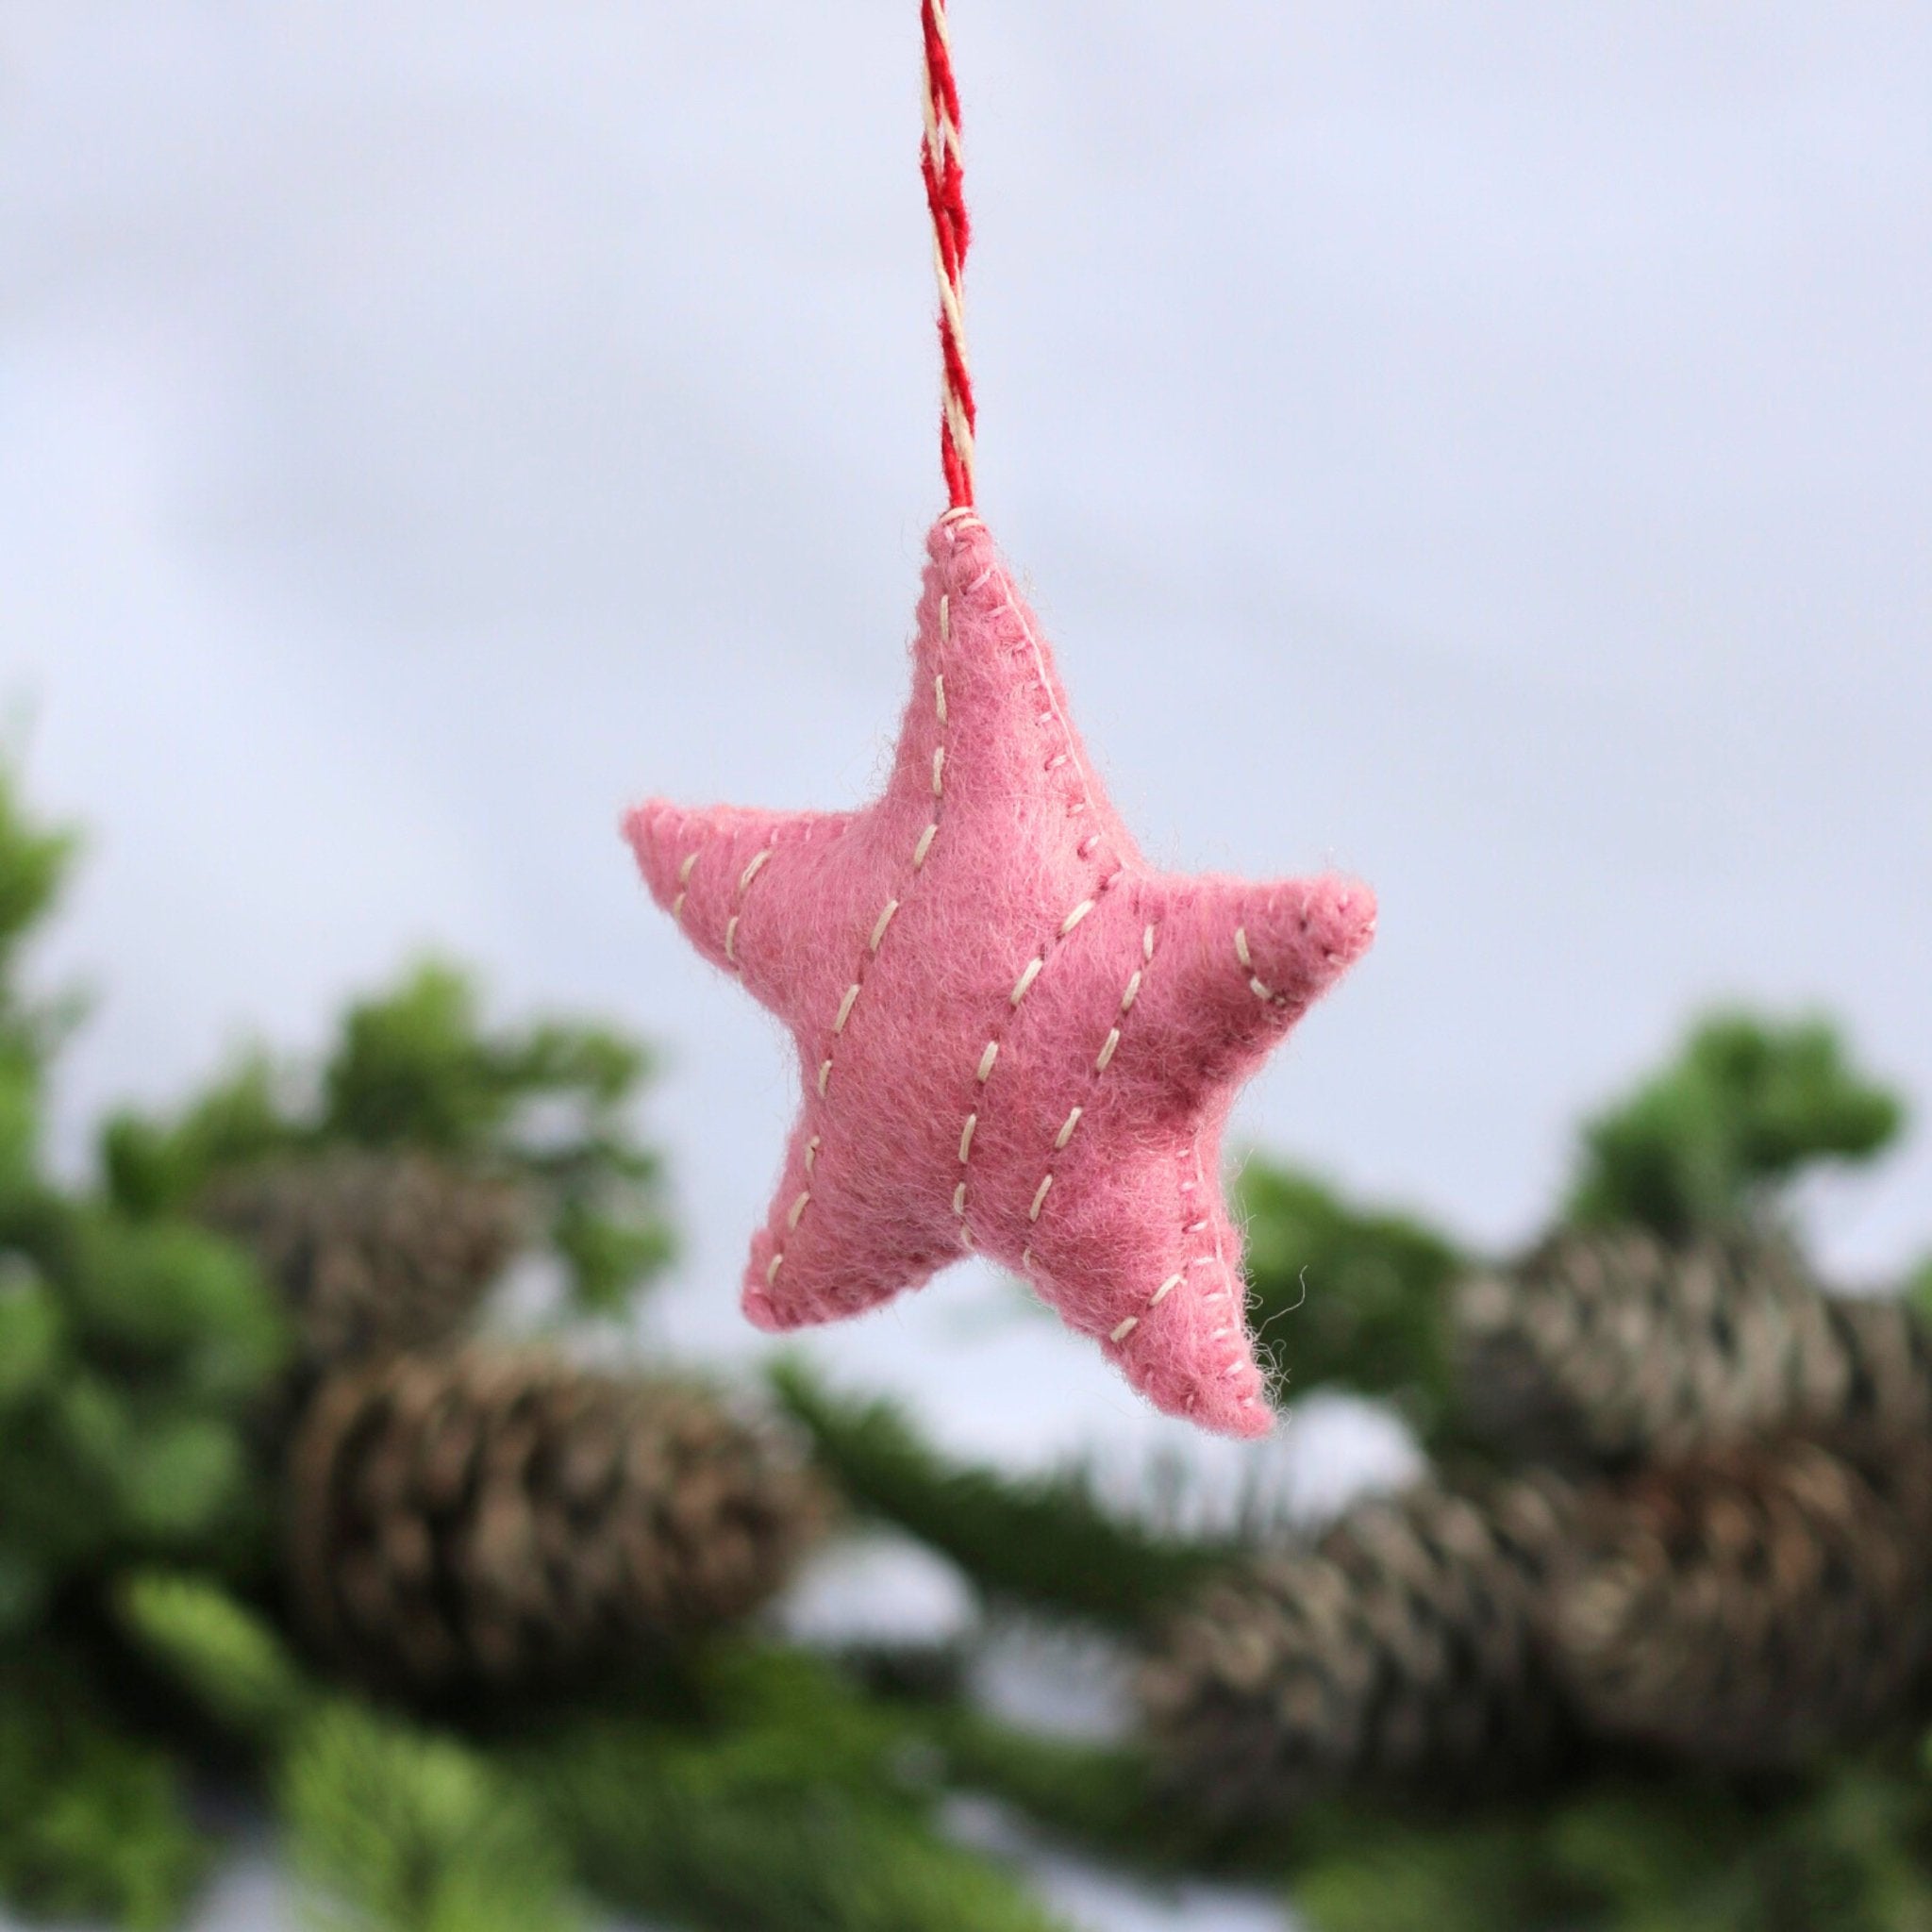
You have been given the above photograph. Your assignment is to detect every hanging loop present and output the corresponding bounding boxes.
[921,0,976,508]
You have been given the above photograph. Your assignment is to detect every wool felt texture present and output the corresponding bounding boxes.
[625,512,1374,1438]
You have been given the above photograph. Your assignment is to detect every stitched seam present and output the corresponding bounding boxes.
[1171,1138,1259,1411]
[951,573,1124,1243]
[673,825,786,970]
[762,522,967,1288]
[1020,921,1157,1278]
[1236,916,1341,1010]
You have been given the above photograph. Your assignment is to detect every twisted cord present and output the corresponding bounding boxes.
[920,0,975,508]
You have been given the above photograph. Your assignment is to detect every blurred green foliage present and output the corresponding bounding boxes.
[931,1707,1932,1932]
[0,1201,288,1639]
[1906,1255,1932,1328]
[103,958,674,1317]
[123,1565,1064,1932]
[119,1571,310,1746]
[0,776,291,1651]
[772,1359,1225,1627]
[285,1705,582,1932]
[1286,1761,1932,1932]
[123,1571,583,1932]
[0,776,79,1201]
[0,1652,208,1932]
[525,1649,1068,1932]
[1566,1013,1904,1243]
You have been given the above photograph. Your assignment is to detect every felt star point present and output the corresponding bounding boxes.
[626,512,1374,1438]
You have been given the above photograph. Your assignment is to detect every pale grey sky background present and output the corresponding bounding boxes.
[5,0,1930,1549]
[4,6,1930,1928]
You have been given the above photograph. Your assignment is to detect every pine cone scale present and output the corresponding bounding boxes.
[288,1347,828,1693]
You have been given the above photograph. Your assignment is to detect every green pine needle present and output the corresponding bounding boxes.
[119,1571,313,1747]
[283,1702,580,1932]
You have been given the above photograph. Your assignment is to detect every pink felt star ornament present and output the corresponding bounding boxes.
[625,509,1374,1438]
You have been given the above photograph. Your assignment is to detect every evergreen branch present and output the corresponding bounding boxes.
[100,958,675,1320]
[0,1645,212,1932]
[771,1359,1226,1627]
[1567,1013,1904,1243]
[118,1571,312,1747]
[283,1701,580,1932]
[521,1648,1069,1932]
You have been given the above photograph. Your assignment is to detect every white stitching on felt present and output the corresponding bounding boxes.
[945,562,1122,1246]
[1235,919,1310,1009]
[672,848,698,923]
[728,842,774,968]
[766,564,958,1284]
[1233,923,1273,1000]
[1019,924,1157,1296]
[954,876,1103,1232]
[1104,1045,1260,1413]
[1191,1136,1259,1405]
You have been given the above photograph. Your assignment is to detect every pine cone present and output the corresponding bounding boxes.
[1137,1474,1576,1821]
[1455,1228,1932,1466]
[1550,1438,1932,1767]
[286,1347,828,1693]
[201,1152,527,1368]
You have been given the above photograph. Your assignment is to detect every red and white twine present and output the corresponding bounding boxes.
[920,0,976,508]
